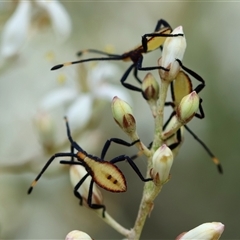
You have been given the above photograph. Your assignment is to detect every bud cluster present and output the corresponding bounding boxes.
[110,26,202,186]
[49,20,223,240]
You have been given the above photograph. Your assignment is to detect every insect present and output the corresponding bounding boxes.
[51,19,184,92]
[163,70,223,173]
[28,117,152,217]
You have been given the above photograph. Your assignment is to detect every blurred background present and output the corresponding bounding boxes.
[0,1,239,239]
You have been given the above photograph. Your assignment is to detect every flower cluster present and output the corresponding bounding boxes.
[0,0,71,60]
[3,14,223,239]
[62,24,223,239]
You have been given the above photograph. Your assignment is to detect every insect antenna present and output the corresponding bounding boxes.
[27,152,78,194]
[51,56,123,70]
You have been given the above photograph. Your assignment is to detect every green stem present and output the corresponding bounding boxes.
[128,79,171,239]
[129,173,163,239]
[152,80,170,151]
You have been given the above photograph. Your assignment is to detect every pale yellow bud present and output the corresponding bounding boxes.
[142,73,159,101]
[111,96,137,137]
[176,91,200,124]
[162,115,182,140]
[151,144,173,184]
[65,230,93,240]
[176,222,224,240]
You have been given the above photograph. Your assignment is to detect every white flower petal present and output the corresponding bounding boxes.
[0,1,31,58]
[96,84,132,105]
[35,0,71,42]
[88,62,120,86]
[65,230,93,240]
[66,94,93,130]
[161,26,186,68]
[40,88,78,111]
[178,222,224,240]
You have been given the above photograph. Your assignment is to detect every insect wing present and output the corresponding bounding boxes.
[173,71,193,106]
[146,27,172,52]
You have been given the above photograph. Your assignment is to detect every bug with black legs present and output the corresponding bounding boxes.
[163,70,223,173]
[51,19,184,92]
[28,117,152,217]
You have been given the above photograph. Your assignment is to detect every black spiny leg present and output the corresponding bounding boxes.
[176,59,205,95]
[101,138,140,159]
[184,125,223,174]
[60,160,107,217]
[154,19,173,51]
[110,155,152,182]
[27,152,78,194]
[120,63,142,92]
[87,180,106,218]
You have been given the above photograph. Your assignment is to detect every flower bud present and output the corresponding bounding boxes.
[65,230,93,240]
[111,96,137,137]
[70,165,103,207]
[150,144,173,184]
[176,91,200,124]
[164,127,184,158]
[159,26,186,82]
[141,73,159,101]
[176,222,224,240]
[162,115,182,140]
[34,111,55,152]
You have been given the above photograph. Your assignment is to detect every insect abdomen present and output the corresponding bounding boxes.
[82,155,127,192]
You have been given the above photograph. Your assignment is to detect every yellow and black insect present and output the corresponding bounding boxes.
[51,19,183,92]
[28,117,151,217]
[163,70,222,173]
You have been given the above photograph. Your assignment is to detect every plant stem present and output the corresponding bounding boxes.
[152,80,170,151]
[98,211,130,237]
[129,174,163,239]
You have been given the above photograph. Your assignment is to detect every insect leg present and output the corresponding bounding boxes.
[154,19,172,32]
[163,111,176,131]
[184,125,223,174]
[87,180,106,218]
[27,152,78,194]
[142,32,183,52]
[166,128,182,150]
[175,59,205,94]
[136,55,169,72]
[133,65,142,84]
[194,98,205,119]
[73,171,91,205]
[101,138,140,159]
[120,63,142,92]
[110,155,152,182]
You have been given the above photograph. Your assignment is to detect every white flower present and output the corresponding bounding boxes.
[176,222,224,240]
[0,0,71,59]
[0,1,31,58]
[35,0,71,40]
[159,26,186,82]
[37,62,131,133]
[65,230,93,240]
